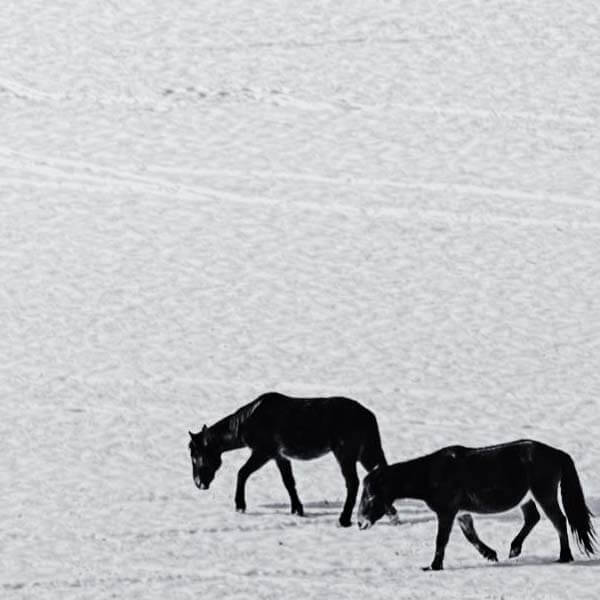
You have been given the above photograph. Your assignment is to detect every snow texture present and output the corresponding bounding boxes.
[2,1,600,598]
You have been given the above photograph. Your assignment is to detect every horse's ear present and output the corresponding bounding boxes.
[189,431,194,439]
[201,424,209,446]
[369,464,385,483]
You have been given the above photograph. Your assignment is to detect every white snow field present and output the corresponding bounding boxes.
[2,1,600,598]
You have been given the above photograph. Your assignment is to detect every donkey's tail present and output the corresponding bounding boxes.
[561,453,597,556]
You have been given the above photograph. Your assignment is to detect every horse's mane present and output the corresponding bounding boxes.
[226,397,263,440]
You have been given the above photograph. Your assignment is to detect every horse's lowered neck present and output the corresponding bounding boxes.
[209,415,245,452]
[387,458,430,502]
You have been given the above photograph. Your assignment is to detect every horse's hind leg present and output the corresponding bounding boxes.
[334,452,359,527]
[275,457,304,516]
[532,486,573,562]
[234,450,270,513]
[457,514,498,562]
[509,500,540,558]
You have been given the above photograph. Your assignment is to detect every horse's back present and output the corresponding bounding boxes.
[243,392,381,459]
[444,440,565,513]
[252,392,375,422]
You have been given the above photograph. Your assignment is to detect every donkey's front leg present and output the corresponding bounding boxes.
[234,450,270,513]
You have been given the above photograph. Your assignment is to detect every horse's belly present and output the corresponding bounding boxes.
[462,486,528,513]
[279,445,330,460]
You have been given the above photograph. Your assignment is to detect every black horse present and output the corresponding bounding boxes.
[189,392,397,526]
[357,439,596,570]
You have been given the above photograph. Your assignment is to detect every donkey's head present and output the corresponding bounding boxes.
[189,426,222,490]
[357,466,387,530]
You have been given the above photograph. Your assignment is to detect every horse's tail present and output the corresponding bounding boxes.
[561,453,597,556]
[358,409,388,471]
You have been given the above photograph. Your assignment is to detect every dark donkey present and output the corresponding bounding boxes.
[357,439,596,569]
[189,392,397,526]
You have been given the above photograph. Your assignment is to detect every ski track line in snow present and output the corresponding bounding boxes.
[3,149,600,228]
[1,573,221,594]
[4,169,600,231]
[5,174,600,231]
[271,94,598,126]
[360,101,598,126]
[3,146,600,213]
[118,33,454,52]
[0,567,405,595]
[1,74,596,127]
[0,75,169,109]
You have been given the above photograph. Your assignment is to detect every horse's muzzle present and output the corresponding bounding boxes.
[358,518,372,530]
[194,477,209,490]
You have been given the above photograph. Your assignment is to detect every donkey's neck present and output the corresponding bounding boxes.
[387,457,431,501]
[210,414,245,452]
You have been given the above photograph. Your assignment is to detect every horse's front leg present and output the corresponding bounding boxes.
[234,450,270,513]
[423,511,456,571]
[458,513,498,562]
[275,457,304,516]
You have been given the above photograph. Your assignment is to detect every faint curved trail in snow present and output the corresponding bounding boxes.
[2,148,600,230]
[2,72,597,129]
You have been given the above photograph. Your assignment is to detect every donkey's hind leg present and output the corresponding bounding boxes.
[275,457,304,516]
[457,514,498,562]
[509,500,540,558]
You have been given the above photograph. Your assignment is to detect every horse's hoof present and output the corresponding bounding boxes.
[338,518,352,528]
[422,564,443,571]
[483,548,498,562]
[236,507,246,514]
[509,545,521,559]
[556,555,574,563]
[292,506,304,517]
[388,513,401,526]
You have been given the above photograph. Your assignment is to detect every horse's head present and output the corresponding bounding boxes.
[189,426,222,490]
[357,465,387,530]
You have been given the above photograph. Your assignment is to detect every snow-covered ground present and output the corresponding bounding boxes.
[2,1,600,598]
